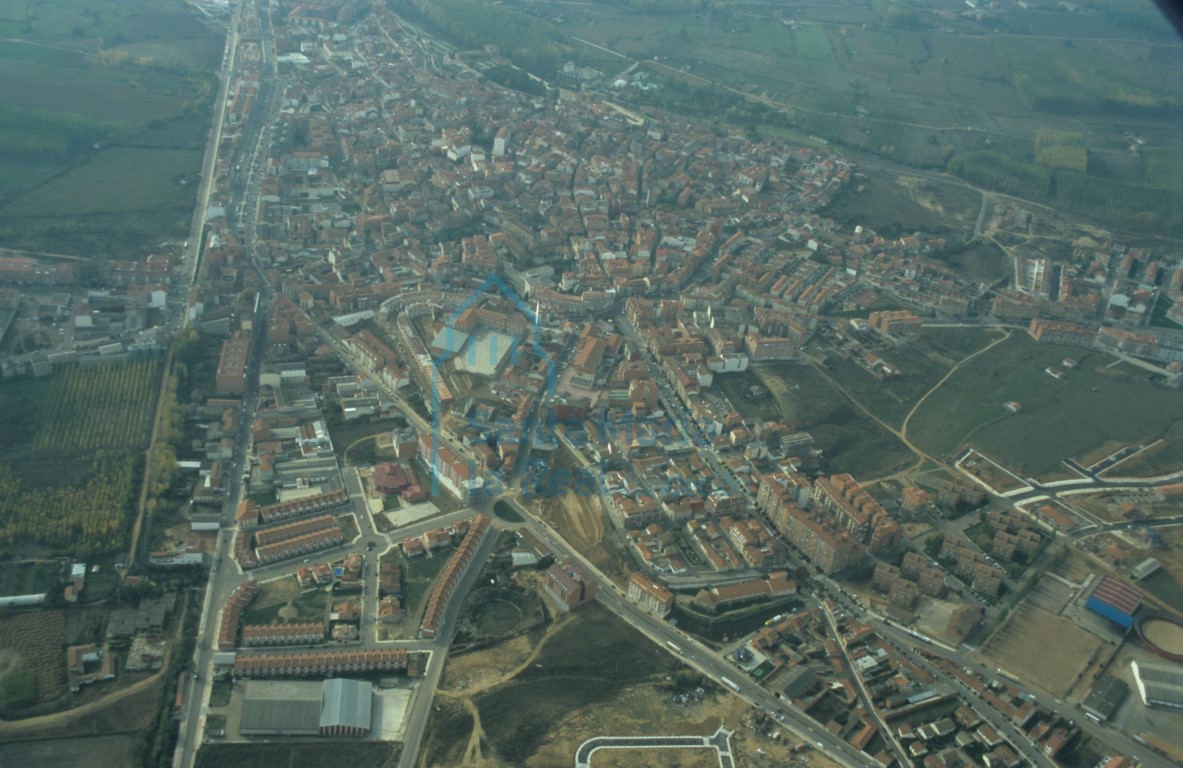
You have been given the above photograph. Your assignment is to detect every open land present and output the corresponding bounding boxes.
[0,733,141,768]
[0,0,221,254]
[905,334,1183,475]
[979,602,1102,697]
[753,361,914,477]
[195,742,399,768]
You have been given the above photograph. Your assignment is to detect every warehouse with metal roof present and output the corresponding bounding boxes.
[1131,660,1183,711]
[240,678,373,736]
[240,680,322,735]
[1084,576,1143,628]
[320,678,373,736]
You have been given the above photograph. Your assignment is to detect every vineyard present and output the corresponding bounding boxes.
[0,360,161,555]
[0,610,67,714]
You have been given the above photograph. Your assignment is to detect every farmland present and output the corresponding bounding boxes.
[0,360,160,555]
[0,610,67,714]
[0,0,220,254]
[195,743,398,768]
[4,148,202,217]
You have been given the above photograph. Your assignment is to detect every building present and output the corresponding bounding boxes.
[233,649,415,678]
[1085,576,1143,628]
[239,678,373,736]
[420,514,492,638]
[693,572,796,613]
[627,571,674,618]
[543,558,597,612]
[215,330,252,395]
[241,622,325,647]
[1027,318,1096,346]
[868,310,921,337]
[1130,660,1183,711]
[1081,675,1129,722]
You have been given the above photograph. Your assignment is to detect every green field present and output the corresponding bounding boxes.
[817,328,1007,428]
[243,590,327,626]
[753,361,915,478]
[4,148,200,216]
[0,560,61,597]
[907,335,1183,475]
[405,552,453,620]
[195,743,397,768]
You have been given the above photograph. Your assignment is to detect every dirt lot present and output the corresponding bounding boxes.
[536,488,628,582]
[979,602,1103,697]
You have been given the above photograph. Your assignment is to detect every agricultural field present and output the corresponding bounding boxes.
[905,335,1183,476]
[0,559,62,597]
[0,0,220,254]
[0,609,67,715]
[0,360,160,555]
[4,148,202,216]
[195,743,398,768]
[0,734,141,768]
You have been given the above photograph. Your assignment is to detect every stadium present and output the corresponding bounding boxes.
[1134,611,1183,663]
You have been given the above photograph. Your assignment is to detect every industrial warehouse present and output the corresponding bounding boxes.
[240,678,373,737]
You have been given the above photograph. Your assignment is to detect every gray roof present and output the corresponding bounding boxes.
[1132,660,1183,709]
[1081,675,1128,720]
[241,680,322,734]
[320,678,372,732]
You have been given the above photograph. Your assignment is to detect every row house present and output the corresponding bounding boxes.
[253,514,339,547]
[255,526,345,565]
[233,649,416,678]
[420,515,492,638]
[241,622,326,647]
[217,580,260,650]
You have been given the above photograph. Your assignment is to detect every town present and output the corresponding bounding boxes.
[1,1,1182,768]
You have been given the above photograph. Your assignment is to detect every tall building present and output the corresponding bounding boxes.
[544,558,596,612]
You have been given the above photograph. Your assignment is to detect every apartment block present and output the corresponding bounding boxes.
[543,558,597,612]
[627,571,675,617]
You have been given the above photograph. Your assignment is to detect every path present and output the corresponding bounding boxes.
[128,345,175,567]
[434,613,573,766]
[815,328,1012,487]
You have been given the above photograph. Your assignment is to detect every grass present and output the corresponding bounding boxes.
[0,560,61,597]
[754,361,915,478]
[475,601,683,764]
[1144,146,1183,192]
[405,552,453,619]
[195,743,398,768]
[3,148,201,216]
[906,334,1183,476]
[714,370,782,422]
[208,680,232,708]
[243,589,327,626]
[493,500,524,523]
[0,667,35,714]
[1140,569,1183,612]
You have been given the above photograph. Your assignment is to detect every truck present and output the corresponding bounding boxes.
[665,641,683,655]
[720,676,741,692]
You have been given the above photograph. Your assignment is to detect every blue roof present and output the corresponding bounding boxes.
[1086,595,1135,628]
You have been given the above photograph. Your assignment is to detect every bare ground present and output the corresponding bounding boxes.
[979,603,1102,697]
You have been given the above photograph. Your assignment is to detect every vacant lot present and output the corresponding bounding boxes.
[472,602,683,765]
[907,335,1183,475]
[754,361,914,477]
[980,602,1101,697]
